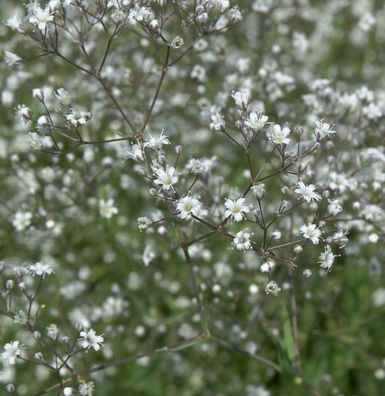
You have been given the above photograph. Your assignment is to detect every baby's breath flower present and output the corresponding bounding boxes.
[79,329,104,352]
[270,124,291,145]
[318,245,335,271]
[99,199,118,219]
[28,262,54,278]
[232,230,252,251]
[295,181,321,203]
[224,197,250,222]
[300,223,322,244]
[1,341,23,366]
[12,211,32,231]
[153,166,178,190]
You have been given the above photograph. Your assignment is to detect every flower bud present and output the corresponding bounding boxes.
[32,89,44,102]
[6,280,14,290]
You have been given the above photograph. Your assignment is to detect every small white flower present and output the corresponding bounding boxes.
[260,260,274,273]
[251,183,265,199]
[209,112,225,131]
[228,6,243,22]
[28,262,54,278]
[232,90,249,108]
[3,51,23,67]
[99,199,118,219]
[29,6,54,31]
[363,103,382,120]
[318,245,335,271]
[153,166,178,190]
[315,120,336,138]
[126,143,145,162]
[12,211,32,231]
[232,230,252,251]
[78,381,94,396]
[265,281,281,296]
[46,324,59,340]
[295,181,321,203]
[270,124,291,145]
[244,112,268,131]
[170,36,184,49]
[54,88,72,106]
[328,199,342,216]
[300,223,322,244]
[1,341,23,366]
[65,111,91,127]
[6,14,23,32]
[176,196,204,220]
[28,132,43,150]
[144,130,170,150]
[63,388,74,396]
[79,329,104,351]
[224,197,250,222]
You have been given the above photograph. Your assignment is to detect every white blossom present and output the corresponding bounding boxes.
[318,245,335,271]
[28,262,54,278]
[270,124,291,145]
[12,211,32,231]
[1,341,23,366]
[224,197,250,222]
[300,223,322,244]
[232,230,252,250]
[99,199,118,219]
[295,182,321,203]
[79,329,104,352]
[153,166,178,190]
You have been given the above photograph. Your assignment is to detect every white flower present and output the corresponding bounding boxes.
[12,211,32,231]
[126,143,145,162]
[251,183,265,199]
[209,112,225,130]
[54,88,72,106]
[28,262,54,278]
[28,132,43,150]
[300,223,322,244]
[79,382,94,396]
[144,130,170,150]
[37,115,49,126]
[170,36,184,49]
[65,111,91,127]
[153,166,178,190]
[1,341,23,366]
[186,157,216,174]
[318,245,335,271]
[46,324,59,340]
[363,103,382,120]
[228,6,243,22]
[315,120,336,138]
[176,196,204,220]
[3,51,23,67]
[232,230,252,250]
[99,199,118,219]
[265,281,281,296]
[224,197,250,222]
[260,260,274,273]
[328,199,342,216]
[6,14,23,31]
[358,12,375,32]
[252,0,273,13]
[244,112,268,131]
[295,181,321,203]
[79,329,104,351]
[232,90,249,108]
[29,6,54,31]
[270,124,291,145]
[63,388,74,396]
